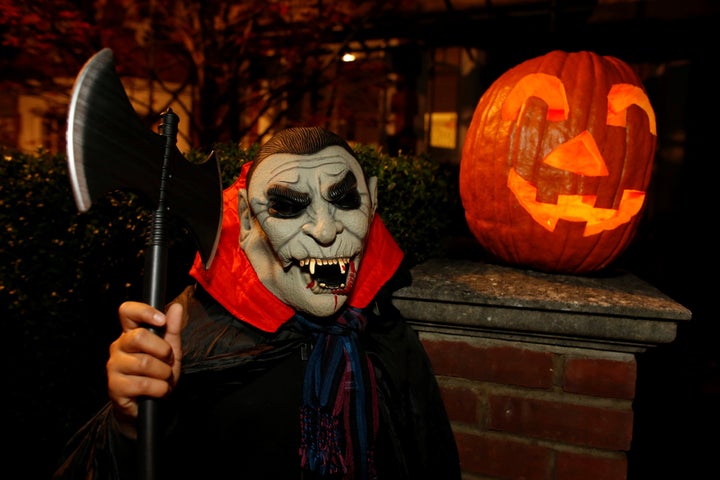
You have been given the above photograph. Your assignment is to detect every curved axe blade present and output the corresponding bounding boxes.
[66,48,222,269]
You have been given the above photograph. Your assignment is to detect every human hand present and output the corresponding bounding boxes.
[106,301,184,438]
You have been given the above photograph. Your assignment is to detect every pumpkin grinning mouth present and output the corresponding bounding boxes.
[298,257,353,290]
[507,168,646,236]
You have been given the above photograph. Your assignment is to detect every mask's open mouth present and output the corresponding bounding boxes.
[298,257,355,293]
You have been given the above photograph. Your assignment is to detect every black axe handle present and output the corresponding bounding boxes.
[137,108,178,480]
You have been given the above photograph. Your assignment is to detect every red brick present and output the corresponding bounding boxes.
[439,383,481,425]
[564,356,636,399]
[455,430,552,480]
[422,339,554,388]
[556,450,627,480]
[488,394,633,450]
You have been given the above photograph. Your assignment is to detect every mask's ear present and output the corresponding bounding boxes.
[367,175,378,217]
[238,189,253,246]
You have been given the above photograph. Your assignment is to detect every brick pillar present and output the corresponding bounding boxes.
[392,259,690,480]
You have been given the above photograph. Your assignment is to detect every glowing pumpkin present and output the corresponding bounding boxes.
[460,50,657,274]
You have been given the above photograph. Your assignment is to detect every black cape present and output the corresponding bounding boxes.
[52,278,461,480]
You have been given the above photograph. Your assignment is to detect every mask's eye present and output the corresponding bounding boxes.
[328,171,361,210]
[332,190,361,210]
[266,186,311,218]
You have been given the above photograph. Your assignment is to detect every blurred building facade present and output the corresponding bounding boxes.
[4,0,716,164]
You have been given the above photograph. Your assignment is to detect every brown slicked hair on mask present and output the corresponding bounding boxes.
[247,126,368,186]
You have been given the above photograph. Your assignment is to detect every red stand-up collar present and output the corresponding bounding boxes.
[189,163,404,332]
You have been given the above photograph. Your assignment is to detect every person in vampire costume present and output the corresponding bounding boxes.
[53,127,461,480]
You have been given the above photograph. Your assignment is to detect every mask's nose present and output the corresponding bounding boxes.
[302,205,343,245]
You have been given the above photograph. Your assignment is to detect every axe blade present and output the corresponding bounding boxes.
[66,48,222,269]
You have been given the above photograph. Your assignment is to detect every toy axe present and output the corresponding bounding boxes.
[66,48,223,480]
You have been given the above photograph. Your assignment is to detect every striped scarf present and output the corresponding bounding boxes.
[297,307,379,480]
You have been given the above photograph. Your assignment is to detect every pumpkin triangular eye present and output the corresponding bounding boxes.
[607,83,657,135]
[543,130,608,176]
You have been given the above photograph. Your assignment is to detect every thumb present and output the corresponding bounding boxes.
[164,302,184,386]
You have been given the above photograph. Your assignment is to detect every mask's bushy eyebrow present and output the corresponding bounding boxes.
[327,171,358,202]
[267,184,311,206]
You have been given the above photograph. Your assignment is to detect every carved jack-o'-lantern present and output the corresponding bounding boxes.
[460,50,657,274]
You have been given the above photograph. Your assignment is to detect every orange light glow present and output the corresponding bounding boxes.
[543,130,608,176]
[507,168,646,236]
[607,84,657,135]
[501,73,569,122]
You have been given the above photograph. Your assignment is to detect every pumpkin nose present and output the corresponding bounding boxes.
[543,130,608,176]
